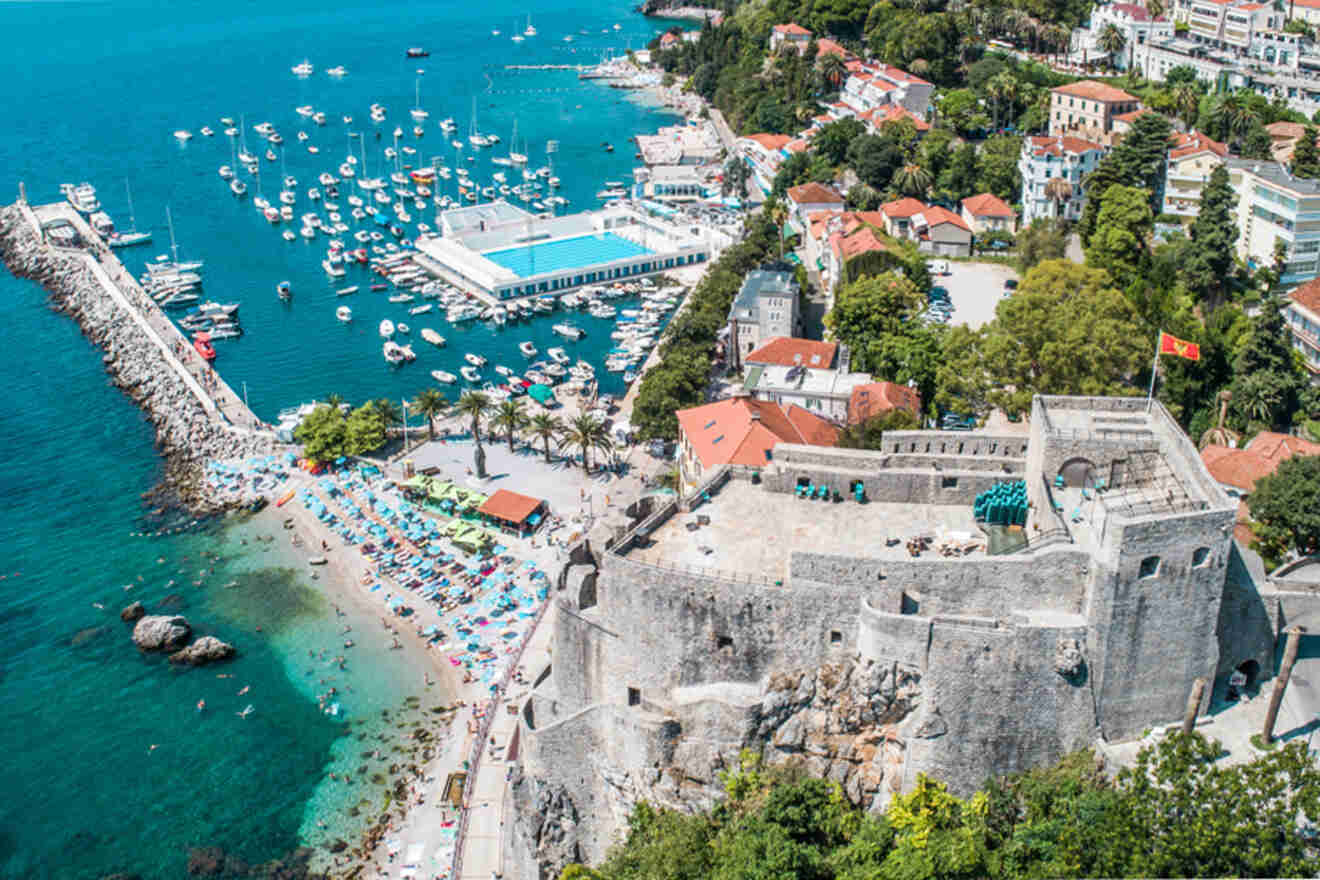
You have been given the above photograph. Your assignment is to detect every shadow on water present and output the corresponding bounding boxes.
[207,564,328,636]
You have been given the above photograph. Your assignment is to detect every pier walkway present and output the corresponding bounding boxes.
[24,201,268,436]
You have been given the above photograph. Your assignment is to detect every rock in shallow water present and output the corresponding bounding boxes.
[131,615,191,652]
[168,635,236,666]
[119,601,145,622]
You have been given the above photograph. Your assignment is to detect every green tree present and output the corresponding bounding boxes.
[1097,23,1127,67]
[527,412,563,464]
[975,135,1023,200]
[941,143,979,200]
[1077,155,1127,247]
[846,182,882,211]
[1181,164,1239,304]
[1292,124,1320,179]
[813,117,866,166]
[558,413,612,472]
[1111,111,1173,209]
[1228,297,1306,430]
[454,390,493,477]
[893,163,933,198]
[1241,119,1274,160]
[824,272,927,375]
[491,397,528,451]
[410,388,449,440]
[293,403,347,464]
[1085,184,1153,289]
[847,134,904,190]
[837,408,920,450]
[344,402,387,455]
[722,157,750,198]
[1015,218,1069,273]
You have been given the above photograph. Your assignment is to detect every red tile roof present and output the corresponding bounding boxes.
[1168,130,1228,160]
[861,104,931,132]
[1113,107,1154,123]
[961,193,1013,218]
[1026,135,1105,157]
[881,64,931,87]
[880,197,927,219]
[477,489,543,525]
[659,32,679,47]
[745,337,838,368]
[1052,80,1138,103]
[743,133,793,151]
[815,38,849,59]
[848,382,922,424]
[1110,2,1167,21]
[1290,279,1320,317]
[787,182,844,205]
[1201,432,1320,493]
[835,226,895,260]
[677,397,838,469]
[918,205,971,232]
[784,138,810,154]
[773,22,811,35]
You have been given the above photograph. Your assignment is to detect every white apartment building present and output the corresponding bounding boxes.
[1019,135,1108,227]
[1163,131,1230,218]
[1173,0,1283,52]
[1226,158,1320,286]
[839,63,935,120]
[736,133,792,196]
[1073,2,1174,70]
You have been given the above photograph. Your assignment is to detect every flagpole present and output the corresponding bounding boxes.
[1146,329,1162,412]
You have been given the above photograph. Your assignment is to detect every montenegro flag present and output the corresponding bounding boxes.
[1159,332,1200,362]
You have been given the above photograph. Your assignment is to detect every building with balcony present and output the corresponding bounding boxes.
[727,269,802,369]
[1163,131,1230,218]
[962,193,1017,235]
[770,23,812,54]
[840,63,935,121]
[1073,2,1174,70]
[737,133,793,195]
[1173,0,1282,52]
[1019,135,1108,227]
[1226,158,1320,286]
[1285,278,1320,376]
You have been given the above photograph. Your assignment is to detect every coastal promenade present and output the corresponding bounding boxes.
[22,200,266,436]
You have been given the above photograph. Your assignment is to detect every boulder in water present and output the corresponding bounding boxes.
[120,601,145,622]
[168,636,236,667]
[131,615,191,652]
[157,593,186,610]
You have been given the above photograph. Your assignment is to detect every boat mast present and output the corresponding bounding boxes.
[166,205,179,264]
[124,180,137,233]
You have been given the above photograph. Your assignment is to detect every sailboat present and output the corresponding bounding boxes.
[155,205,203,274]
[237,114,257,166]
[524,14,537,36]
[511,18,524,42]
[410,77,428,123]
[108,181,152,248]
[508,118,528,165]
[468,97,490,147]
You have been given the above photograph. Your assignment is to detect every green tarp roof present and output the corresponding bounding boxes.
[527,384,555,404]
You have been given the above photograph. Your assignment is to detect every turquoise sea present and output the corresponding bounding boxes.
[0,2,681,876]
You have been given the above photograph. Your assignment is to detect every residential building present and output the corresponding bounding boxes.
[961,193,1017,236]
[878,198,928,238]
[1292,0,1320,28]
[727,269,802,369]
[827,221,896,290]
[1266,121,1314,163]
[1048,80,1141,142]
[1286,278,1320,376]
[634,165,709,203]
[1225,158,1320,285]
[1072,2,1174,70]
[840,63,935,120]
[770,23,812,53]
[786,182,845,233]
[744,362,875,421]
[909,206,973,256]
[745,336,839,370]
[816,38,851,60]
[636,121,723,166]
[737,133,792,195]
[1201,430,1320,496]
[659,32,679,50]
[1163,131,1230,218]
[1019,135,1108,227]
[675,395,838,485]
[847,381,923,424]
[857,103,931,134]
[1110,106,1157,137]
[1171,0,1283,53]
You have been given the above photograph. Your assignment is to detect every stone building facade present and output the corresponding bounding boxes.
[504,396,1280,878]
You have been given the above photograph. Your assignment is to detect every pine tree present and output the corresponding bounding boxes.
[1242,120,1274,161]
[1292,125,1320,179]
[1229,298,1305,430]
[1182,164,1239,303]
[1078,156,1127,248]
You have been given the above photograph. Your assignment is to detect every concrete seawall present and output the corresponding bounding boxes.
[0,200,276,512]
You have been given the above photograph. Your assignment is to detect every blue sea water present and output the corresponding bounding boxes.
[0,1,681,876]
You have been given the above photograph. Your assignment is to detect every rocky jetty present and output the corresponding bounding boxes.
[131,615,192,652]
[169,635,237,666]
[0,203,275,514]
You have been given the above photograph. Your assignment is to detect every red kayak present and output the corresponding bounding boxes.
[193,332,216,361]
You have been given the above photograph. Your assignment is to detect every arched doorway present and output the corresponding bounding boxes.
[1058,457,1098,488]
[1236,659,1260,688]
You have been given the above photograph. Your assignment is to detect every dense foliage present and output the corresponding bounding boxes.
[564,732,1320,880]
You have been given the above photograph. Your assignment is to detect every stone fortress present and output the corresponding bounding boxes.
[503,396,1288,877]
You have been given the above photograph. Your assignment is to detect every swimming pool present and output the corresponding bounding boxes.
[482,232,654,278]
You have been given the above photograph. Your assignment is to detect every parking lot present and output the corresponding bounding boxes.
[925,260,1019,329]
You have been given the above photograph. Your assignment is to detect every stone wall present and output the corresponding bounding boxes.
[857,599,930,668]
[1213,544,1278,696]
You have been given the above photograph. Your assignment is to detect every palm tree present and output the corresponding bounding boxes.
[454,391,493,477]
[527,412,563,464]
[411,388,449,440]
[557,413,613,473]
[1096,23,1126,67]
[908,58,931,79]
[1212,95,1256,146]
[986,72,1018,130]
[373,398,403,428]
[1044,177,1073,218]
[893,163,933,198]
[1146,0,1165,20]
[1199,390,1240,449]
[1173,84,1201,130]
[325,393,345,410]
[818,53,846,90]
[491,398,528,452]
[1236,373,1281,426]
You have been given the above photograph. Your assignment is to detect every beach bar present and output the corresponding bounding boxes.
[478,489,546,536]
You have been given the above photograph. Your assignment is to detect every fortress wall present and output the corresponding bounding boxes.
[905,618,1097,795]
[874,432,1030,458]
[764,466,1008,504]
[1214,544,1278,694]
[857,599,931,668]
[790,548,1092,619]
[1087,509,1235,740]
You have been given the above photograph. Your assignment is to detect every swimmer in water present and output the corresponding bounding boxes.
[238,685,250,696]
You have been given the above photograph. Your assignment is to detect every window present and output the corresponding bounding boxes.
[941,476,958,488]
[1192,547,1210,567]
[1139,555,1160,578]
[830,630,843,644]
[716,635,733,649]
[627,687,641,706]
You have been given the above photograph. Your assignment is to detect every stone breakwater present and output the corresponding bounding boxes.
[0,203,275,513]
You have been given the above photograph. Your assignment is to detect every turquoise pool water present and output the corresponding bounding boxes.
[482,232,653,278]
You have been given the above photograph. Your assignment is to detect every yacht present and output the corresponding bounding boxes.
[327,65,347,77]
[460,365,482,383]
[420,328,446,347]
[410,77,428,122]
[291,59,314,76]
[383,341,407,365]
[62,182,100,213]
[431,369,457,384]
[379,318,395,338]
[519,340,537,357]
[336,305,353,322]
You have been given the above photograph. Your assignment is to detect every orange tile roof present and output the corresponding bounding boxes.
[787,182,843,205]
[1168,130,1228,160]
[835,226,895,261]
[862,104,931,131]
[1267,121,1307,139]
[815,38,849,59]
[961,193,1013,218]
[743,133,792,151]
[784,138,810,154]
[848,382,922,424]
[477,489,543,525]
[773,22,811,35]
[880,197,927,219]
[1026,135,1105,157]
[918,205,971,232]
[746,336,838,368]
[1290,279,1320,317]
[1052,80,1138,103]
[677,397,838,469]
[1113,107,1154,123]
[881,64,931,87]
[1200,432,1320,493]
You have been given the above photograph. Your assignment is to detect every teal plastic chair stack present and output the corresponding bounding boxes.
[974,480,1028,526]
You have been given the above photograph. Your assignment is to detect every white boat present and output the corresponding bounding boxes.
[460,365,482,382]
[464,352,486,367]
[409,304,432,315]
[379,319,395,338]
[410,77,428,122]
[524,14,537,36]
[200,126,214,136]
[431,369,457,384]
[292,59,314,76]
[494,364,513,377]
[337,305,353,322]
[62,182,100,213]
[218,165,234,180]
[383,341,407,364]
[296,105,315,117]
[282,229,296,241]
[174,130,192,141]
[327,65,347,77]
[519,341,537,357]
[547,346,570,364]
[336,285,359,296]
[397,322,410,334]
[552,322,584,340]
[322,258,346,277]
[421,328,446,347]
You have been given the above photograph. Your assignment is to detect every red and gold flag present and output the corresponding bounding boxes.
[1158,332,1200,362]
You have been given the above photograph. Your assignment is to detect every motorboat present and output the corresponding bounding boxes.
[406,47,429,57]
[409,304,432,315]
[383,341,407,364]
[327,65,347,77]
[552,322,584,340]
[218,165,234,180]
[193,333,216,360]
[277,280,292,300]
[337,305,352,322]
[396,322,410,334]
[379,318,395,338]
[200,126,214,136]
[336,285,358,296]
[174,130,192,141]
[420,328,446,347]
[291,59,314,76]
[464,352,486,367]
[282,230,296,241]
[460,365,481,382]
[519,341,537,357]
[431,369,457,384]
[322,258,346,277]
[547,346,570,365]
[296,105,315,117]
